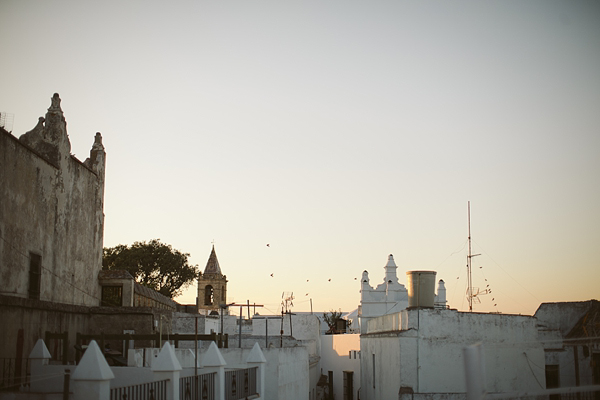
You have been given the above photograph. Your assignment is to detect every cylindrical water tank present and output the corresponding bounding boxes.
[406,271,437,309]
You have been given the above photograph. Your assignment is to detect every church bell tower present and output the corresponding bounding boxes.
[197,245,228,315]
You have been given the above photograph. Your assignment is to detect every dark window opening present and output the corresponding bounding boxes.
[343,371,354,400]
[204,285,214,305]
[28,253,41,300]
[372,354,376,388]
[545,364,560,400]
[101,286,123,307]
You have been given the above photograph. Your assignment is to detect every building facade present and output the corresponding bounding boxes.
[0,93,106,361]
[360,308,546,400]
[535,300,600,392]
[0,93,106,307]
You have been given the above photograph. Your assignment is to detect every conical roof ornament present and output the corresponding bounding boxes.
[204,245,222,275]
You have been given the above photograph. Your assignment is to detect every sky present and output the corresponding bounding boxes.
[1,1,599,317]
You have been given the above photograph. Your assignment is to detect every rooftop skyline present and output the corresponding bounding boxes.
[1,1,598,316]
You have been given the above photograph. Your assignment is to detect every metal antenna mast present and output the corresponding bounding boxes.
[467,201,481,312]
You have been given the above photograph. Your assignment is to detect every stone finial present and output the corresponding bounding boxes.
[72,340,115,381]
[92,132,104,151]
[152,342,182,372]
[386,254,397,268]
[49,93,62,112]
[246,342,267,363]
[29,339,52,360]
[362,270,369,284]
[202,341,226,367]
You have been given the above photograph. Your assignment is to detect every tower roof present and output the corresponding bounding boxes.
[204,245,222,275]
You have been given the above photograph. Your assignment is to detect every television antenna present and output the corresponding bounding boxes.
[281,292,294,313]
[0,112,14,132]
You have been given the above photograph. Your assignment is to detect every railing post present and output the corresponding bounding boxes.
[28,339,52,392]
[63,369,71,400]
[247,342,267,398]
[62,331,69,364]
[202,341,227,400]
[152,342,182,400]
[71,340,114,400]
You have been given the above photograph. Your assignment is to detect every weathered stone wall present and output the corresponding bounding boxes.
[0,95,105,308]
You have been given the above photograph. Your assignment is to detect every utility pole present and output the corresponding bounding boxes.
[227,302,263,348]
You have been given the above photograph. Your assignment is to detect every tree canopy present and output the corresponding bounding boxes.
[102,239,198,298]
[323,309,348,334]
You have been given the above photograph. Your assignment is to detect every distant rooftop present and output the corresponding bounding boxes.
[98,270,134,280]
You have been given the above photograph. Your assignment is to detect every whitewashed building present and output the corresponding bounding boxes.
[359,254,446,334]
[358,254,546,400]
[534,300,600,391]
[360,308,546,400]
[320,333,360,400]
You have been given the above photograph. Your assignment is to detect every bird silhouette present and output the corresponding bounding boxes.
[328,279,331,282]
[270,273,274,277]
[266,244,270,247]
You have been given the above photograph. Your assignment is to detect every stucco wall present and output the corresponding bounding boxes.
[360,309,545,400]
[218,345,309,400]
[534,301,599,389]
[0,115,104,308]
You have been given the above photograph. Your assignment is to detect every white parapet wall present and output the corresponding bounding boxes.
[360,308,546,400]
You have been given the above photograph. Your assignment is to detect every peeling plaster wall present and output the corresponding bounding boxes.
[0,112,104,307]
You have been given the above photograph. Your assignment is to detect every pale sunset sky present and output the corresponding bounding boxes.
[1,1,598,316]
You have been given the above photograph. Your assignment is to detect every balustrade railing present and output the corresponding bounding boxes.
[225,367,257,400]
[110,378,168,400]
[180,372,216,400]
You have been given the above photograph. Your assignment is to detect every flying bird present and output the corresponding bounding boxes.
[266,244,270,247]
[270,273,274,277]
[328,279,331,282]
